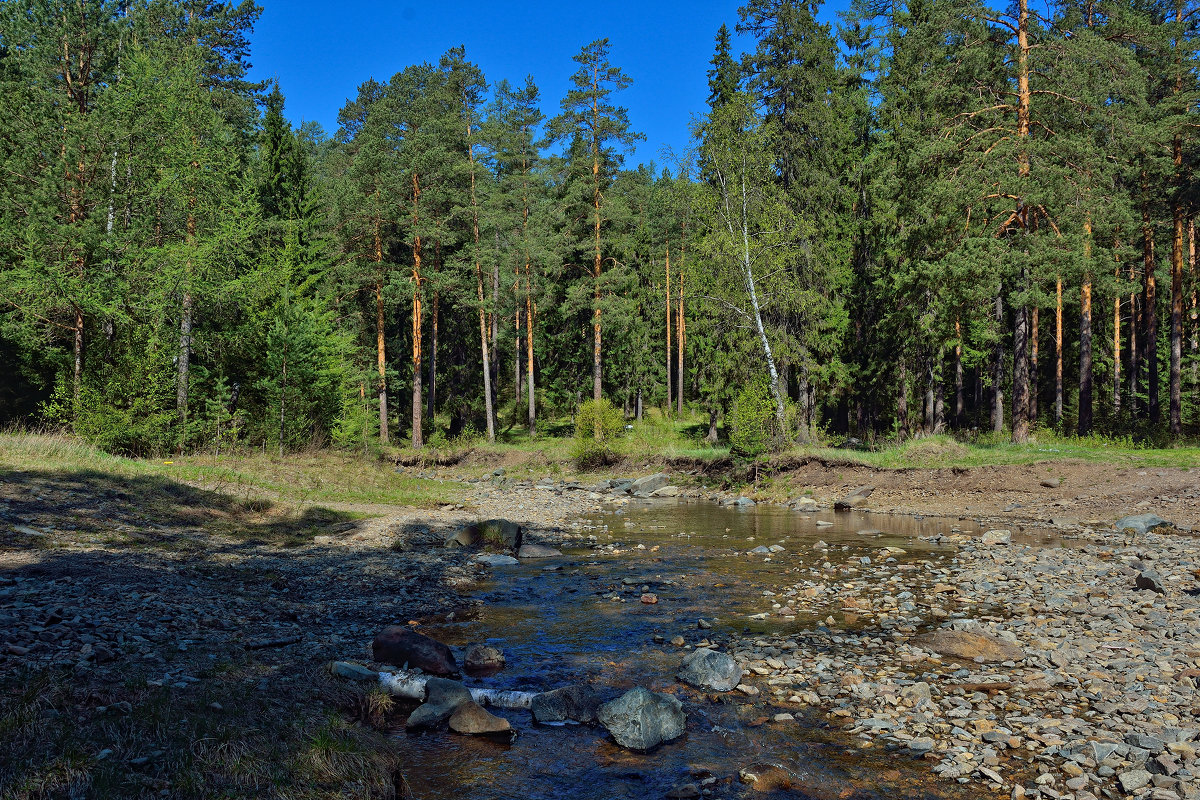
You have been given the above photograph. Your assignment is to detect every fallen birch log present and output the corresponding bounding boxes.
[373,666,537,710]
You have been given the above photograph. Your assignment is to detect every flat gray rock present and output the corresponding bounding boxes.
[474,554,519,566]
[630,473,670,495]
[1116,514,1174,535]
[517,544,562,559]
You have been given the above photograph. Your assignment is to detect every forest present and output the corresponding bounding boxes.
[3,0,1200,457]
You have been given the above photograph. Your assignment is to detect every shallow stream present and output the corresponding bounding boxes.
[398,500,1034,799]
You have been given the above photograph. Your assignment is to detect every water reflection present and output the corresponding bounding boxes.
[397,501,1003,800]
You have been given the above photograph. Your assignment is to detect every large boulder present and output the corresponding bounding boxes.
[445,519,522,551]
[449,701,513,737]
[372,627,458,675]
[677,647,741,692]
[1116,514,1174,536]
[631,473,671,496]
[834,485,875,510]
[911,629,1024,664]
[597,687,686,751]
[531,684,601,724]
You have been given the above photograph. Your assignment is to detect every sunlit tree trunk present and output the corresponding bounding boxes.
[1079,219,1093,435]
[1055,278,1063,426]
[375,279,388,444]
[521,159,536,435]
[411,173,423,449]
[465,127,496,442]
[373,210,388,444]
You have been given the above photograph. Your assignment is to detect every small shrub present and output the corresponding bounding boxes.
[729,379,778,458]
[572,398,625,467]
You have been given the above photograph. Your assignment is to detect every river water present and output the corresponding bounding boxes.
[397,500,1008,800]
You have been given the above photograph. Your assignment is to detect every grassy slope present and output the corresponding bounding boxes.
[391,409,1200,478]
[0,430,465,509]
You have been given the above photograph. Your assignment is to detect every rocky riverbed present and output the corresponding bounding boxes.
[3,462,1200,799]
[715,520,1200,800]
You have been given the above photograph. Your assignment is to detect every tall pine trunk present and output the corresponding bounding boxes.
[1031,305,1040,423]
[678,222,689,416]
[466,129,496,443]
[1130,261,1139,414]
[993,292,1005,433]
[1172,200,1184,434]
[1013,304,1031,442]
[665,244,672,411]
[374,212,388,444]
[410,173,423,449]
[1170,0,1186,434]
[515,275,522,408]
[1055,278,1063,426]
[428,291,438,424]
[677,269,685,415]
[1114,244,1122,415]
[1142,183,1158,421]
[1190,217,1198,406]
[1080,225,1093,435]
[177,202,197,451]
[954,319,964,429]
[590,88,604,402]
[73,307,84,420]
[375,279,388,444]
[521,159,536,436]
[1010,0,1032,444]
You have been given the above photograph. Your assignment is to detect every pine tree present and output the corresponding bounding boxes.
[548,39,643,402]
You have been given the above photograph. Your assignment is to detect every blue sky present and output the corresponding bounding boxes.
[247,0,849,167]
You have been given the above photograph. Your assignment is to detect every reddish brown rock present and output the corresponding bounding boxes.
[372,626,457,675]
[448,701,512,736]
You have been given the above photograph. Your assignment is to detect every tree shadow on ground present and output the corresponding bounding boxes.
[0,467,470,799]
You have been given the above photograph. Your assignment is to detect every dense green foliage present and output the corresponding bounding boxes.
[572,398,626,466]
[4,0,1200,456]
